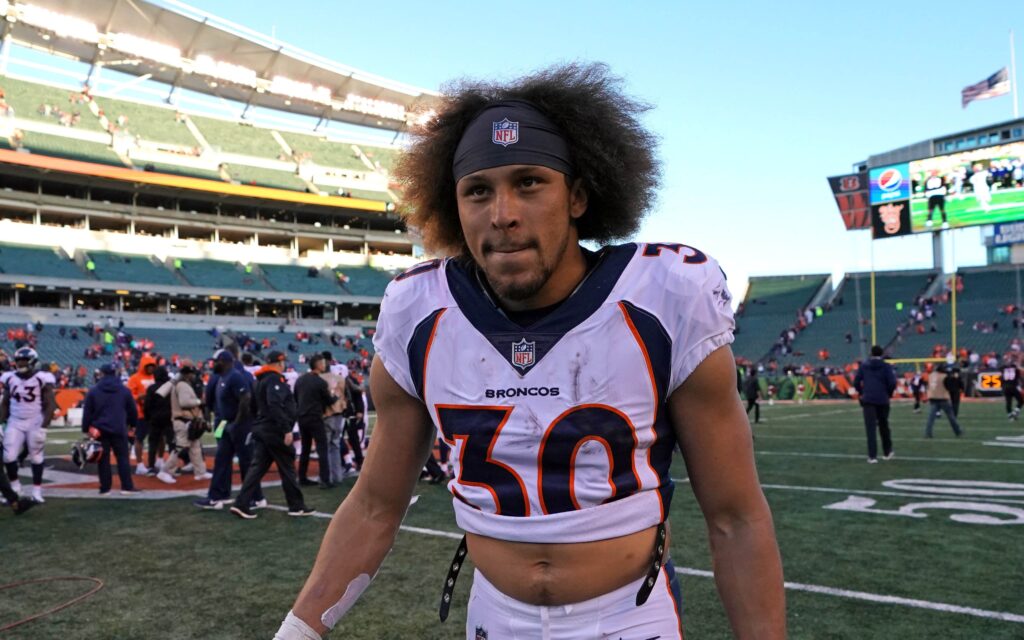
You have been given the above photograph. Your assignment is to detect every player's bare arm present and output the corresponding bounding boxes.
[670,345,786,639]
[41,384,56,429]
[287,355,436,636]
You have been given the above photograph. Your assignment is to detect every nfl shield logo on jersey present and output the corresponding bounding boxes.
[475,626,488,640]
[492,118,518,146]
[512,338,535,370]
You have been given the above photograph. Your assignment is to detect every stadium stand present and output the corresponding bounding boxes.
[135,160,224,181]
[226,163,308,191]
[337,265,394,297]
[95,96,198,147]
[83,251,178,286]
[0,243,87,280]
[19,130,123,166]
[259,263,344,295]
[359,144,400,173]
[316,186,389,202]
[732,274,827,361]
[1,76,105,133]
[175,259,270,291]
[189,115,287,158]
[278,131,366,171]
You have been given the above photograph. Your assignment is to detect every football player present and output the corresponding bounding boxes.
[274,64,784,640]
[2,347,57,503]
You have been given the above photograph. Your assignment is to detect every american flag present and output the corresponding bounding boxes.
[962,67,1011,108]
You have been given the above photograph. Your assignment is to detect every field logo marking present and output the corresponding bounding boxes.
[822,479,1024,526]
[984,435,1024,449]
[823,496,1024,525]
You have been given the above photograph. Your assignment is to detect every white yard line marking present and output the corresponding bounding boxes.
[756,451,1024,465]
[753,434,971,443]
[758,408,859,421]
[676,568,1024,624]
[670,478,1024,506]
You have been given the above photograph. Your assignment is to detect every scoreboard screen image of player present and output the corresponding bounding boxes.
[907,141,1024,233]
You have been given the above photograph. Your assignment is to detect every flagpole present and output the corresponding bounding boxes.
[1013,29,1020,118]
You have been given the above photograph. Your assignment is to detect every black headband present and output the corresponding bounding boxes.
[452,100,573,182]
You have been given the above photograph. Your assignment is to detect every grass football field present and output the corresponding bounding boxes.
[1,400,1022,639]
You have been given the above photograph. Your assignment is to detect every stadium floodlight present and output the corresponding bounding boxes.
[270,75,332,105]
[338,93,406,121]
[192,54,259,87]
[18,3,100,42]
[107,32,181,66]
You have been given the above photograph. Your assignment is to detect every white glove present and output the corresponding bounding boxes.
[273,611,322,640]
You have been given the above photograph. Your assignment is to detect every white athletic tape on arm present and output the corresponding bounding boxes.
[321,573,373,630]
[273,611,321,640]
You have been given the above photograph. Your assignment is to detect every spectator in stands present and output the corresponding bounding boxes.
[295,354,338,489]
[853,346,896,463]
[924,365,964,438]
[81,363,140,495]
[230,351,314,519]
[743,368,761,424]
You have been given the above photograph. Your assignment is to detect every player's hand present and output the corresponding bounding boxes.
[284,433,294,447]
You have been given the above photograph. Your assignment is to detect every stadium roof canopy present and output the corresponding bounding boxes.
[1,0,441,131]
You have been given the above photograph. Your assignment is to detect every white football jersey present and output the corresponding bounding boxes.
[374,243,735,543]
[4,370,55,422]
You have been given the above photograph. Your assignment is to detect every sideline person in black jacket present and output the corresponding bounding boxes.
[944,367,964,417]
[231,351,313,519]
[743,369,761,424]
[853,346,897,463]
[295,354,338,489]
[81,363,139,494]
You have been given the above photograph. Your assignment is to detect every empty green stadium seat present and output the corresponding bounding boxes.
[97,96,198,147]
[278,131,366,171]
[86,251,177,286]
[134,161,223,182]
[176,259,270,291]
[190,115,286,159]
[259,264,344,295]
[1,76,105,132]
[20,131,123,166]
[0,244,86,280]
[228,164,308,191]
[336,266,393,297]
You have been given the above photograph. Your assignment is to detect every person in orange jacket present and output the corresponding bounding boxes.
[126,353,157,475]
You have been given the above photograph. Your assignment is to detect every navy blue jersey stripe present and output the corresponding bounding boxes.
[407,308,446,402]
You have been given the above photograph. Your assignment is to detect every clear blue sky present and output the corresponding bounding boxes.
[190,1,1024,296]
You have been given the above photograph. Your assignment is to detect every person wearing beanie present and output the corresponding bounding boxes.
[231,351,313,519]
[80,363,140,494]
[853,345,897,463]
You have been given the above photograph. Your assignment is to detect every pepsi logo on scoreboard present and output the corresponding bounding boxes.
[869,163,910,204]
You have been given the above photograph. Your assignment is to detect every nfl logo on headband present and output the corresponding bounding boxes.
[492,118,519,147]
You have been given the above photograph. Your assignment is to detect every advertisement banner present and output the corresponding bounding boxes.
[871,200,912,239]
[869,163,911,204]
[827,172,870,230]
[992,221,1024,246]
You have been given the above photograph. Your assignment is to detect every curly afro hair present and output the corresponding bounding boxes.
[394,62,661,257]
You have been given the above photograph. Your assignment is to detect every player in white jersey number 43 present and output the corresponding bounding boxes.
[272,64,785,640]
[2,347,57,504]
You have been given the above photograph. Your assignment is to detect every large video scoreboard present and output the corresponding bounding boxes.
[867,142,1024,239]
